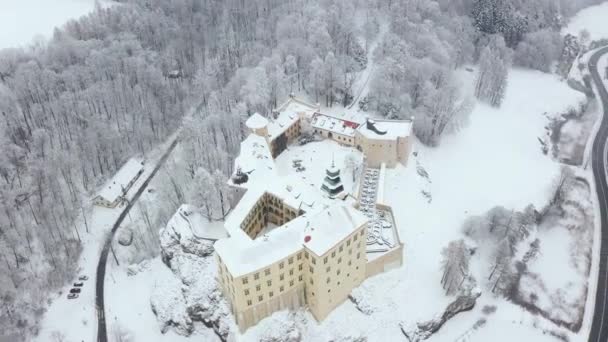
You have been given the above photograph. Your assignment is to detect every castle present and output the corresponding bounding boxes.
[214,96,413,331]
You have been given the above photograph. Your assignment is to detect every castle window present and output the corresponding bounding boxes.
[242,277,248,285]
[311,257,316,265]
[244,289,250,296]
[290,280,294,287]
[347,240,351,247]
[326,266,330,273]
[259,295,263,302]
[254,273,260,280]
[280,274,284,281]
[299,264,303,271]
[310,278,314,285]
[267,280,272,287]
[324,257,328,264]
[299,275,303,281]
[337,269,341,276]
[279,262,284,269]
[280,286,284,292]
[247,300,252,306]
[269,291,274,298]
[326,277,330,284]
[339,246,343,253]
[309,266,314,273]
[332,251,336,258]
[288,257,294,265]
[265,268,271,276]
[256,285,261,291]
[305,251,309,259]
[357,252,361,259]
[338,257,342,264]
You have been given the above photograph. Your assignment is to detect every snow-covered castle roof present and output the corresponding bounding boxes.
[245,112,269,130]
[215,203,367,277]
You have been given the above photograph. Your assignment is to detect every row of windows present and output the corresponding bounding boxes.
[313,129,354,144]
[245,275,304,305]
[237,228,364,286]
[322,230,363,265]
[242,253,303,284]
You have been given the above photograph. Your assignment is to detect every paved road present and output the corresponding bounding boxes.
[588,46,608,342]
[96,138,178,342]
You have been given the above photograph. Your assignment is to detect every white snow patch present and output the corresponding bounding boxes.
[564,2,608,41]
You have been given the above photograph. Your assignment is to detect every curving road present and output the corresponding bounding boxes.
[96,138,178,342]
[588,46,608,342]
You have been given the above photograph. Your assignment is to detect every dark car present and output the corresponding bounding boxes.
[69,288,81,294]
[78,275,89,281]
[67,293,78,299]
[73,282,84,287]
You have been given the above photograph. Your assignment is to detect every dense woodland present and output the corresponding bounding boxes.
[0,0,604,338]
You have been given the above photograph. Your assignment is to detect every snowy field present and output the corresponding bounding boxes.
[563,2,608,41]
[0,0,113,49]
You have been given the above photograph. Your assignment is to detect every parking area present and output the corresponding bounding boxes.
[358,168,400,259]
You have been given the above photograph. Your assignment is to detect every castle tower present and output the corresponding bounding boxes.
[245,112,269,138]
[321,158,345,198]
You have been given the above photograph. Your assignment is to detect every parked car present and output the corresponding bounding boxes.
[67,293,78,299]
[78,275,89,281]
[69,288,81,294]
[73,282,84,287]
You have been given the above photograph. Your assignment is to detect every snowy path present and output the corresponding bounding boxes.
[586,45,608,342]
[347,21,388,109]
[33,135,179,342]
[96,138,179,342]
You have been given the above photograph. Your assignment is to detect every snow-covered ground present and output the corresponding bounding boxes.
[104,258,217,342]
[32,136,177,342]
[563,2,608,41]
[0,0,114,49]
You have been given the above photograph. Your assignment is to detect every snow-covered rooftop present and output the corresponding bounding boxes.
[95,158,144,202]
[311,113,361,137]
[267,98,317,140]
[225,174,331,235]
[166,204,228,241]
[245,112,269,130]
[302,205,368,256]
[357,119,413,140]
[229,134,276,189]
[215,203,367,277]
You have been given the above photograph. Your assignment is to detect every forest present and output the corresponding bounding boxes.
[0,0,604,339]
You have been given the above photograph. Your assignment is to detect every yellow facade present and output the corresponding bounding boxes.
[217,223,367,332]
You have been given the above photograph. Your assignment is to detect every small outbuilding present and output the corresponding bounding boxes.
[93,158,144,208]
